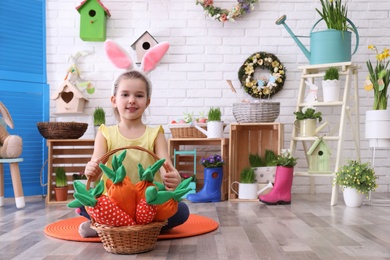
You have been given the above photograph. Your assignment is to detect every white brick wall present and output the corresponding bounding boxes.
[46,0,390,193]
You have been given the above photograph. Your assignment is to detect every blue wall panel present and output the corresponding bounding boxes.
[0,0,48,197]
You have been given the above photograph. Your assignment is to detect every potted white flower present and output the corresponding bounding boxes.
[334,160,378,207]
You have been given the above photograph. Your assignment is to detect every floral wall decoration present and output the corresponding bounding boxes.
[196,0,259,22]
[238,52,286,99]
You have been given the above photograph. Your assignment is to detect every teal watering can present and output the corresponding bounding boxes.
[276,15,359,65]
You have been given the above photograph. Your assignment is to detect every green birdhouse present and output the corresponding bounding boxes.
[76,0,111,42]
[307,138,332,174]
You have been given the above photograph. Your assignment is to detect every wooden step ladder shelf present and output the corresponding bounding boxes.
[290,62,360,206]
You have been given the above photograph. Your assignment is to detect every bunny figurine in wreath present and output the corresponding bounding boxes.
[0,102,22,158]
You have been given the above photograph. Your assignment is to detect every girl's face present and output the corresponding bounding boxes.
[111,78,150,121]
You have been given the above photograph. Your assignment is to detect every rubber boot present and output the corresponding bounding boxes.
[186,167,223,203]
[259,166,293,205]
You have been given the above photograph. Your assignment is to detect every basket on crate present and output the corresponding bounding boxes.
[169,123,207,138]
[83,146,167,254]
[37,122,88,139]
[232,101,280,123]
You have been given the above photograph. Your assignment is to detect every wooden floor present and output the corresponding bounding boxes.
[1,193,390,260]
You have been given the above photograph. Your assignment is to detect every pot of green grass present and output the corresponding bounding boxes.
[93,107,105,135]
[322,66,340,102]
[194,107,224,138]
[54,167,68,201]
[231,167,258,200]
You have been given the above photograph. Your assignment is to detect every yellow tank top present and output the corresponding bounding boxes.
[99,124,164,185]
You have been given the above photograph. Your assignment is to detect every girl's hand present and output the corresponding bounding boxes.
[84,159,102,182]
[162,163,181,191]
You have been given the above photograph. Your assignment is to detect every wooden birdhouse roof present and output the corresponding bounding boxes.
[307,138,331,156]
[131,31,158,50]
[76,0,111,17]
[50,80,89,101]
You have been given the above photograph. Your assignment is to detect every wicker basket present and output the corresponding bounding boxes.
[232,102,280,123]
[169,123,207,138]
[37,122,88,139]
[91,220,167,254]
[87,146,169,255]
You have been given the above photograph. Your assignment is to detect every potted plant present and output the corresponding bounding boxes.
[294,107,327,137]
[334,160,378,207]
[313,0,359,63]
[54,167,68,201]
[231,166,258,200]
[322,66,340,102]
[259,149,297,205]
[249,150,277,195]
[72,171,94,187]
[364,45,390,148]
[194,107,224,138]
[93,106,105,132]
[186,154,224,203]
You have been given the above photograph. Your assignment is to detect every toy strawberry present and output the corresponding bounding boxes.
[135,198,157,224]
[68,180,136,226]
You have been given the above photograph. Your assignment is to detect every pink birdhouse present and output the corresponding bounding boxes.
[131,31,159,64]
[51,80,89,114]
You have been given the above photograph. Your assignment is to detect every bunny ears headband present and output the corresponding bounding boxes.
[104,39,169,74]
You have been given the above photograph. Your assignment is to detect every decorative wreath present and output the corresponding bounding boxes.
[238,52,286,99]
[196,0,259,22]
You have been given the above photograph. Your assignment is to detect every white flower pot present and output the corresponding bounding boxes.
[322,79,340,102]
[365,110,390,148]
[343,187,364,207]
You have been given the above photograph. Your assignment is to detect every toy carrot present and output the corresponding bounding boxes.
[134,158,166,204]
[146,177,193,221]
[100,150,137,220]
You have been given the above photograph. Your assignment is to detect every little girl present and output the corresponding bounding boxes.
[78,70,190,237]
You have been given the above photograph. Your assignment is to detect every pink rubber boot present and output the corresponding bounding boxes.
[259,166,294,205]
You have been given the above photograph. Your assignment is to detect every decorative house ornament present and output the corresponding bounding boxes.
[238,52,286,99]
[131,31,159,64]
[51,80,89,114]
[307,138,331,174]
[196,0,259,22]
[65,51,95,95]
[76,0,111,42]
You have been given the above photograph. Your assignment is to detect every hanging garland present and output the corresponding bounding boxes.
[196,0,259,22]
[238,52,286,99]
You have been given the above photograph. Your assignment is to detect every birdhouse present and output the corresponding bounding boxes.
[51,80,89,114]
[307,138,332,174]
[131,31,159,64]
[76,0,111,42]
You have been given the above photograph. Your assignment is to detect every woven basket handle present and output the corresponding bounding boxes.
[86,145,168,190]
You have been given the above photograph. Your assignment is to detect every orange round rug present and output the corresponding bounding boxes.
[44,214,219,242]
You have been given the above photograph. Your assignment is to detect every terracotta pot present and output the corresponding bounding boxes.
[54,186,69,201]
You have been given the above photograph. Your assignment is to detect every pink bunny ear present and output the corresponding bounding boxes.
[104,39,135,70]
[141,42,170,73]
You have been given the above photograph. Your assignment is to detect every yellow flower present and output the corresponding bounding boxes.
[245,65,254,75]
[368,45,375,50]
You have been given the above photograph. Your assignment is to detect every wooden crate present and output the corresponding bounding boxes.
[229,123,284,200]
[46,139,94,204]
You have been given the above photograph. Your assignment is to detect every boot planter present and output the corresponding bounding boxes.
[259,166,294,205]
[186,167,223,203]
